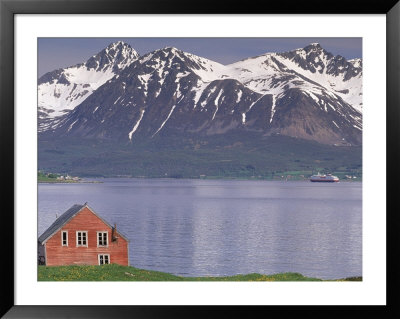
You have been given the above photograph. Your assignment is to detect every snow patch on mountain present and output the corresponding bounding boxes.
[152,105,176,137]
[129,109,145,140]
[270,95,276,123]
[38,41,139,125]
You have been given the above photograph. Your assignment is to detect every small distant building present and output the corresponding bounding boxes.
[38,203,129,266]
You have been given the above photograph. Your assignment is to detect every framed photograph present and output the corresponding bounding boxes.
[1,0,398,317]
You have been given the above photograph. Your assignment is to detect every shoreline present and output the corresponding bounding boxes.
[38,180,103,184]
[38,179,361,184]
[38,264,362,282]
[44,176,361,183]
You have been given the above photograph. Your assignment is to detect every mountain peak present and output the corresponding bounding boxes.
[303,42,324,53]
[105,41,133,52]
[162,46,179,51]
[85,41,139,72]
[102,41,139,58]
[108,40,126,46]
[37,41,141,121]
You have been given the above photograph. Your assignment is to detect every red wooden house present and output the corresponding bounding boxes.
[38,203,129,266]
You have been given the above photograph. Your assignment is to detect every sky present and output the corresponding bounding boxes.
[38,38,362,78]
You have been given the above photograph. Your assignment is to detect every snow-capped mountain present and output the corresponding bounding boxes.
[228,43,362,112]
[38,41,139,128]
[39,42,362,146]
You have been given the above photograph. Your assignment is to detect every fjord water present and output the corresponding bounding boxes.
[38,179,362,280]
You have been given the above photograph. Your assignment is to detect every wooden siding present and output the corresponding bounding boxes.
[45,207,129,266]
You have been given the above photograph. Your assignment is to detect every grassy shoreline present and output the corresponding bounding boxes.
[38,180,102,184]
[38,264,361,281]
[38,171,102,183]
[38,168,361,183]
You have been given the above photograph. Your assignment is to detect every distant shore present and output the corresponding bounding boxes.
[38,180,104,184]
[38,169,361,183]
[38,171,104,183]
[62,176,361,182]
[38,172,361,183]
[38,177,361,183]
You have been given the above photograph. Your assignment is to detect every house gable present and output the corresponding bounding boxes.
[38,203,129,245]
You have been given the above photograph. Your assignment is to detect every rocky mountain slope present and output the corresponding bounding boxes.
[39,41,362,146]
[38,41,139,130]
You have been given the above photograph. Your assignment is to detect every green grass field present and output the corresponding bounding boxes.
[38,264,362,281]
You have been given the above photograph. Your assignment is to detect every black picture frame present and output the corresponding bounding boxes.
[1,0,399,317]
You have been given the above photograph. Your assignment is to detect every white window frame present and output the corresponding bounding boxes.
[61,231,68,246]
[98,254,110,265]
[76,231,88,247]
[97,231,109,247]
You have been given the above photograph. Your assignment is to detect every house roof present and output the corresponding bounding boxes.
[38,203,129,244]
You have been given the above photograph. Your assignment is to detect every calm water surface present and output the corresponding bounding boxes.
[38,179,362,279]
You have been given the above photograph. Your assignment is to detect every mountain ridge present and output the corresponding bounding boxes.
[39,42,362,146]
